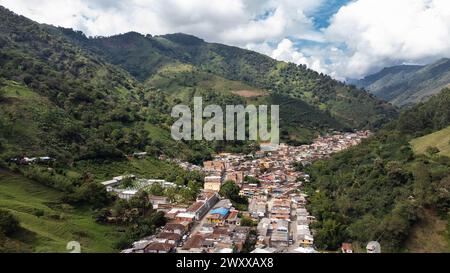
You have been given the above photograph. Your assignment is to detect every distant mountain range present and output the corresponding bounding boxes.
[352,58,450,107]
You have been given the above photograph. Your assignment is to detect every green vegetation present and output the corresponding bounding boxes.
[0,169,120,252]
[0,6,399,252]
[240,215,257,227]
[97,192,167,249]
[61,30,397,135]
[305,88,450,252]
[355,58,450,107]
[220,181,249,211]
[0,209,19,235]
[411,126,450,157]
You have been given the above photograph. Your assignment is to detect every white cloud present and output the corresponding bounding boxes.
[1,0,450,80]
[0,0,321,45]
[324,0,450,78]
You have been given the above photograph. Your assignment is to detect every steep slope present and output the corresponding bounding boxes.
[0,168,120,252]
[0,6,205,163]
[410,126,450,157]
[60,30,397,131]
[305,88,450,252]
[355,58,450,107]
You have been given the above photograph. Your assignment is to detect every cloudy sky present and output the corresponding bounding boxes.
[1,0,450,80]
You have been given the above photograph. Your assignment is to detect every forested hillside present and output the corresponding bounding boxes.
[0,6,214,164]
[354,58,450,107]
[305,88,450,252]
[60,30,397,131]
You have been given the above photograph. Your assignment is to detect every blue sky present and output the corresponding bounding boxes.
[1,0,450,80]
[307,0,352,29]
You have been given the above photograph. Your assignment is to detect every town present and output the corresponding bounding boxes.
[103,131,373,253]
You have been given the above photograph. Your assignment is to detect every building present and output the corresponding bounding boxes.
[270,220,289,247]
[204,176,222,192]
[149,196,169,209]
[144,242,174,253]
[187,202,209,221]
[225,210,239,225]
[225,171,244,185]
[175,212,196,223]
[155,232,182,245]
[299,234,314,247]
[206,208,230,226]
[117,189,138,200]
[163,222,189,235]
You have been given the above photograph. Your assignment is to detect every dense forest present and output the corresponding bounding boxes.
[59,29,397,132]
[305,88,450,252]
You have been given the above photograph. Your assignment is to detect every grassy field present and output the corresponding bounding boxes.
[0,169,120,253]
[405,210,450,253]
[410,126,450,157]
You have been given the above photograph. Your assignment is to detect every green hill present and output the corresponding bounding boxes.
[305,88,450,252]
[60,30,397,131]
[410,126,450,157]
[0,168,120,252]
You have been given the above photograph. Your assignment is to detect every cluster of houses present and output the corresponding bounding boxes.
[101,175,179,201]
[179,198,250,253]
[116,131,372,254]
[122,190,252,253]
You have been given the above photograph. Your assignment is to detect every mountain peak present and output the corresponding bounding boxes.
[159,33,205,46]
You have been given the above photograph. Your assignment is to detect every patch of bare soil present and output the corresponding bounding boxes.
[232,90,267,98]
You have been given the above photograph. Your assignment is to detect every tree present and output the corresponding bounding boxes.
[0,209,20,235]
[0,88,5,102]
[220,181,241,200]
[314,219,346,250]
[220,181,248,210]
[240,216,257,227]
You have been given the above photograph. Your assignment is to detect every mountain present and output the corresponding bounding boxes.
[0,4,397,163]
[58,29,397,131]
[305,88,450,252]
[354,58,450,107]
[0,6,214,164]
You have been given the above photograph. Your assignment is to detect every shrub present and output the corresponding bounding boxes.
[0,209,20,235]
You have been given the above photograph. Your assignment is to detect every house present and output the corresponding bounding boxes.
[175,212,196,223]
[225,171,244,185]
[165,208,187,219]
[117,189,138,200]
[204,176,222,192]
[270,220,289,247]
[225,210,239,225]
[206,208,230,226]
[196,191,219,207]
[149,196,169,209]
[341,243,353,253]
[156,232,182,245]
[144,242,174,253]
[187,201,209,221]
[214,199,233,210]
[164,222,188,235]
[181,234,204,252]
[299,234,314,247]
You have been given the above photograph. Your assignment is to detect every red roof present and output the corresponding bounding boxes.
[187,201,205,213]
